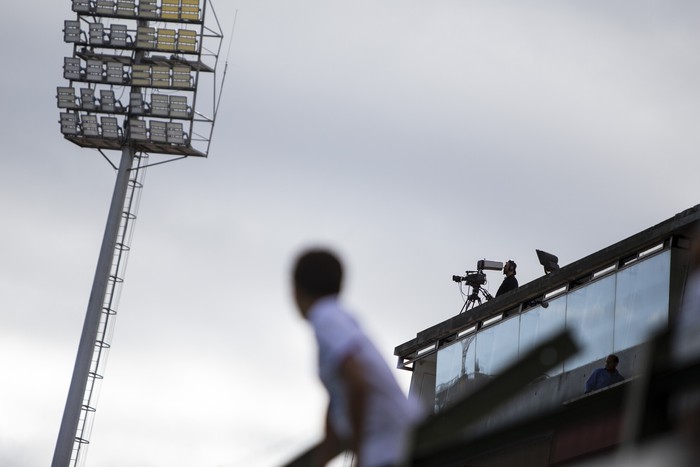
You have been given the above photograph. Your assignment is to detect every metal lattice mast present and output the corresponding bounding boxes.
[70,150,148,466]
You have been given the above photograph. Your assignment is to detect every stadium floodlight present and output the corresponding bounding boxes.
[177,29,197,52]
[64,57,82,80]
[157,28,177,51]
[95,0,115,15]
[81,115,99,136]
[161,0,180,20]
[72,0,90,13]
[99,90,117,112]
[55,2,226,462]
[57,87,78,109]
[106,62,125,84]
[89,23,105,45]
[152,66,170,88]
[116,0,135,17]
[129,92,145,115]
[64,20,81,43]
[151,94,170,116]
[181,0,200,21]
[86,60,103,82]
[136,26,156,49]
[131,64,151,87]
[80,88,96,110]
[172,65,192,88]
[110,24,129,47]
[166,122,185,144]
[138,0,158,19]
[60,112,80,135]
[101,117,121,139]
[128,119,147,140]
[169,95,190,118]
[150,120,167,142]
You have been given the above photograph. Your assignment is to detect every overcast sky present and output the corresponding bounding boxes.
[1,1,699,466]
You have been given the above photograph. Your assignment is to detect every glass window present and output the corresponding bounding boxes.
[519,296,566,376]
[614,251,670,352]
[564,274,616,371]
[436,336,471,389]
[435,334,476,411]
[474,315,520,379]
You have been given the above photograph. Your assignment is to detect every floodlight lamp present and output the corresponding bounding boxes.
[109,24,129,47]
[169,96,190,118]
[72,0,91,13]
[172,66,193,89]
[166,122,185,145]
[99,90,117,112]
[181,0,200,21]
[137,26,156,49]
[150,121,167,143]
[117,0,136,17]
[60,112,79,135]
[95,0,115,16]
[156,29,177,52]
[89,23,105,45]
[80,88,96,110]
[161,0,179,20]
[64,20,82,43]
[86,60,103,82]
[177,29,197,53]
[64,57,82,80]
[138,0,158,19]
[151,94,170,116]
[128,119,147,140]
[81,115,99,136]
[131,65,151,87]
[57,87,78,109]
[536,249,560,275]
[101,117,121,139]
[151,66,170,88]
[129,92,145,115]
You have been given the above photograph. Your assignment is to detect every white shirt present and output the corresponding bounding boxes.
[308,296,421,467]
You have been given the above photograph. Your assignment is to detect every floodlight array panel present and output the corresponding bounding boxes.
[60,0,218,158]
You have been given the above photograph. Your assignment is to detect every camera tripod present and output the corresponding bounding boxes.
[459,285,493,314]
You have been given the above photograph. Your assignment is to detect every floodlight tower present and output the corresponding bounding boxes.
[53,1,225,466]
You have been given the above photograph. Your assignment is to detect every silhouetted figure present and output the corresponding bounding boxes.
[496,260,518,297]
[292,248,422,467]
[585,354,624,393]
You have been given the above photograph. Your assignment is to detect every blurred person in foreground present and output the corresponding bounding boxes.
[673,227,700,458]
[292,248,423,467]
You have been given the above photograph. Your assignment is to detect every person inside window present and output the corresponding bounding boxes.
[585,354,625,393]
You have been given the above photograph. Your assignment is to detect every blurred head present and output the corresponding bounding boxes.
[605,354,619,371]
[292,248,343,317]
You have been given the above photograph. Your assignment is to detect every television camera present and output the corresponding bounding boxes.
[453,259,503,314]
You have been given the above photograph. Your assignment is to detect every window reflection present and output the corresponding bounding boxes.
[519,297,566,376]
[435,335,476,412]
[475,316,520,379]
[614,251,670,352]
[564,275,616,371]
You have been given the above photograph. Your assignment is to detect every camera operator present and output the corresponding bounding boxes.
[496,260,518,297]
